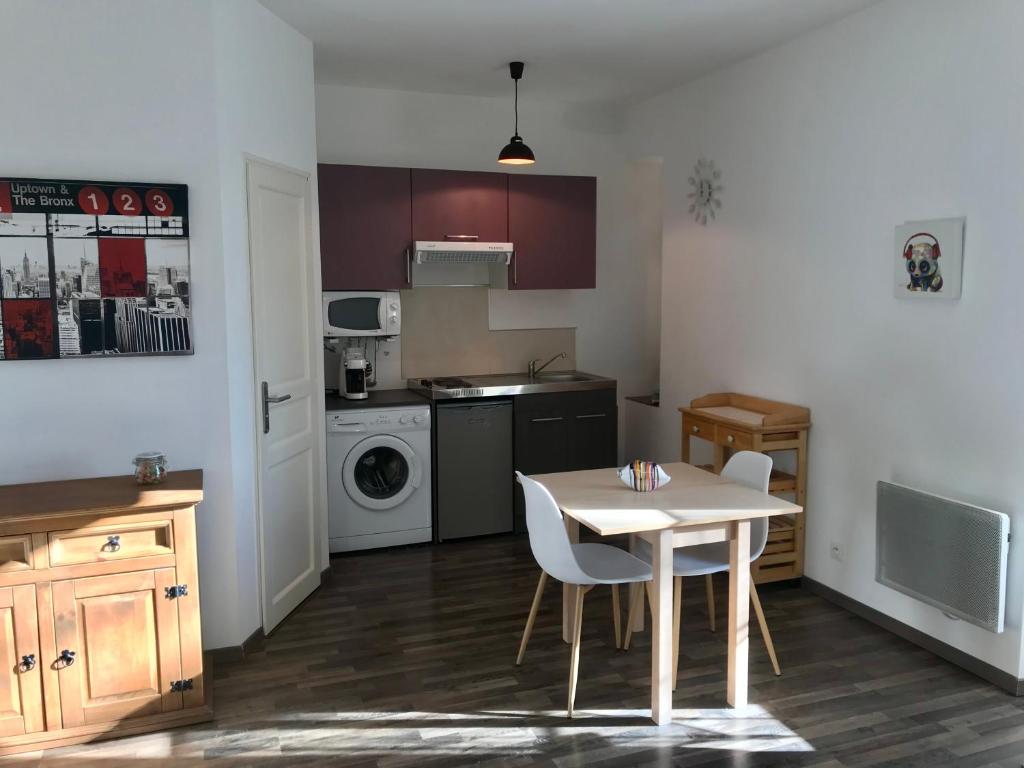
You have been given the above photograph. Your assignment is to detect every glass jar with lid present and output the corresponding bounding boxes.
[133,452,168,485]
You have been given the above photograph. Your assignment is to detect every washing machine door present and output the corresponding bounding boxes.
[342,434,422,511]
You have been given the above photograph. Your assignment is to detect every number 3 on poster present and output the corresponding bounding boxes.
[145,188,174,217]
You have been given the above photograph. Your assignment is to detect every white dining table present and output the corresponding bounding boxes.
[530,461,802,725]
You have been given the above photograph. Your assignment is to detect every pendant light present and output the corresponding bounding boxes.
[498,61,536,165]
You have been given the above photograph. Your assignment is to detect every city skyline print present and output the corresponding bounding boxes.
[0,177,191,360]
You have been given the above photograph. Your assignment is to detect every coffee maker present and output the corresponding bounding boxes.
[342,347,371,400]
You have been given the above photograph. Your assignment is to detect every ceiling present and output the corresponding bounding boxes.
[260,0,880,107]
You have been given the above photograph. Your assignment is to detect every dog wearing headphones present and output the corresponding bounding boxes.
[903,232,944,292]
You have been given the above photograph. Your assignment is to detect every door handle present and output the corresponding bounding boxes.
[262,381,292,434]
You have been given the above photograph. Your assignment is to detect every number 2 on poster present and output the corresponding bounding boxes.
[113,187,142,216]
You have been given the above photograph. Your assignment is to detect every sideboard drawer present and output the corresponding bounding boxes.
[714,425,753,451]
[0,536,33,572]
[682,415,716,441]
[49,521,175,567]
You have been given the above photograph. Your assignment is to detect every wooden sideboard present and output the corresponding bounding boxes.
[679,393,810,583]
[0,470,211,756]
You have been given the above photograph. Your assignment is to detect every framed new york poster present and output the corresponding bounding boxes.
[0,177,191,360]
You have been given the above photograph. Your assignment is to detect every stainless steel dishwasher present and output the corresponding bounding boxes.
[436,400,513,540]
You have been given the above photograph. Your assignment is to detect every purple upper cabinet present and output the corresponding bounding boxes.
[318,164,412,291]
[508,174,596,290]
[410,169,509,243]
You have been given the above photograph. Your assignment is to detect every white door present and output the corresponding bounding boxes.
[246,159,323,632]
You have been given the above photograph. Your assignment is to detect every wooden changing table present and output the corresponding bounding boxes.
[680,393,810,583]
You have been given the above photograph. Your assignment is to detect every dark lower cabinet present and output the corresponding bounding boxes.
[513,389,617,532]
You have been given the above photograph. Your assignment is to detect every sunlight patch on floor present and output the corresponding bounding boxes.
[257,705,814,755]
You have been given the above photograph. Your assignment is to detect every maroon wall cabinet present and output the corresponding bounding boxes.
[318,164,412,290]
[410,169,508,243]
[508,174,596,290]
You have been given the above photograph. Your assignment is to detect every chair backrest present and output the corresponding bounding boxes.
[721,451,773,561]
[516,471,589,584]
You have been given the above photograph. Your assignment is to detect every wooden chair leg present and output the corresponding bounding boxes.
[623,582,641,650]
[516,571,548,666]
[567,584,586,718]
[705,573,716,633]
[611,584,622,649]
[672,575,682,691]
[750,577,781,676]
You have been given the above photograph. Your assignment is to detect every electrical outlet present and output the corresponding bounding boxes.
[830,541,842,562]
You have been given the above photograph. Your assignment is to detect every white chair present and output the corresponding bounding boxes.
[515,471,653,718]
[627,451,782,688]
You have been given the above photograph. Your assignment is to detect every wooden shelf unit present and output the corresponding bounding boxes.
[0,470,211,756]
[681,393,810,584]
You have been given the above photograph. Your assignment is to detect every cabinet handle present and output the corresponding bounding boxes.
[530,416,564,423]
[692,425,700,434]
[405,246,411,286]
[726,434,735,444]
[103,535,121,552]
[19,654,35,672]
[512,251,517,286]
[576,413,607,420]
[444,234,479,241]
[58,649,76,667]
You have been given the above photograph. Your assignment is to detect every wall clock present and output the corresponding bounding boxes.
[688,158,723,225]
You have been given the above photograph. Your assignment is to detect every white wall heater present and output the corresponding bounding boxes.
[876,481,1010,633]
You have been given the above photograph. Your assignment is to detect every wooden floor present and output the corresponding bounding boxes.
[8,535,1024,767]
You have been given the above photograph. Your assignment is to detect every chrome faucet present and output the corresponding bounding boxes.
[528,352,567,379]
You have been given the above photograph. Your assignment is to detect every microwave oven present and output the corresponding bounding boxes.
[322,291,401,337]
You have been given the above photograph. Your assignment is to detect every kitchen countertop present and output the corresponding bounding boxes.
[325,388,430,411]
[408,370,616,400]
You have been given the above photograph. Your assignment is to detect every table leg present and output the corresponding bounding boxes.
[629,534,644,632]
[651,529,673,725]
[727,519,751,708]
[562,516,580,643]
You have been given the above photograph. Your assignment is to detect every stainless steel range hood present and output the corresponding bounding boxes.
[410,240,513,288]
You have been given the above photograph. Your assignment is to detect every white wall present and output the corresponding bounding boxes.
[316,84,661,449]
[0,0,318,649]
[625,0,1024,675]
[211,0,325,630]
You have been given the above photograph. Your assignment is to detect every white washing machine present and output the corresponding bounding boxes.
[327,405,432,552]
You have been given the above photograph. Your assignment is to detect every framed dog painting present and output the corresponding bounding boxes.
[894,217,965,299]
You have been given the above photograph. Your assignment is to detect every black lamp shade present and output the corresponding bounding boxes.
[498,135,535,165]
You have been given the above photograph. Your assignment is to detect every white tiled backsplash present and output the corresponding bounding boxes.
[400,287,575,380]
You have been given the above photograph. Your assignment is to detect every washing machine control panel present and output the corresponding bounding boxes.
[327,408,430,433]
